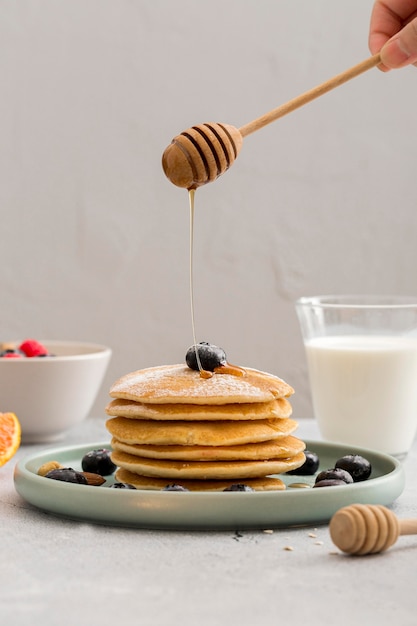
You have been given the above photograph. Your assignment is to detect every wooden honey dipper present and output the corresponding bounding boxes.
[329,503,417,556]
[162,53,381,190]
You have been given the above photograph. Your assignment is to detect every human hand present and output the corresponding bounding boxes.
[369,0,417,70]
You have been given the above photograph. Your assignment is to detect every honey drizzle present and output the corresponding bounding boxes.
[188,190,244,379]
[189,189,212,378]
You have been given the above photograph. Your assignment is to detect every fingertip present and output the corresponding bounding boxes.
[380,37,415,69]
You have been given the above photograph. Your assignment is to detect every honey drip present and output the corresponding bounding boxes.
[189,190,213,379]
[188,190,245,379]
[214,364,245,377]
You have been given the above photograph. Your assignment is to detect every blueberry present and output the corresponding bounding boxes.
[81,449,117,476]
[286,450,319,475]
[110,482,137,489]
[335,455,372,482]
[223,483,254,492]
[163,483,190,492]
[45,468,87,484]
[185,342,227,372]
[315,467,353,484]
[313,479,348,488]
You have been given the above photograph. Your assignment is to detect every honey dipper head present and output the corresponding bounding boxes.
[162,122,243,189]
[329,504,400,556]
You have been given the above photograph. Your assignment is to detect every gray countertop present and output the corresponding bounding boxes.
[1,417,416,626]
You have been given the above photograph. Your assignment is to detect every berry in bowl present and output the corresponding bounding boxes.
[0,339,112,443]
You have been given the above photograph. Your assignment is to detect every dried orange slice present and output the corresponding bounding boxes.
[0,412,21,467]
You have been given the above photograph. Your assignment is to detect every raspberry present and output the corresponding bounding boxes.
[0,351,23,359]
[19,339,48,358]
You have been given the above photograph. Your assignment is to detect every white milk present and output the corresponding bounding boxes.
[305,335,417,457]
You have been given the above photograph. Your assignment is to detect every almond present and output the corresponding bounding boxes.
[81,472,106,486]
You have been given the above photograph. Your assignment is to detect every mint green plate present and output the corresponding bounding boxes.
[14,440,405,530]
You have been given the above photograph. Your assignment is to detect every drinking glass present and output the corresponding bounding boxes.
[296,295,417,459]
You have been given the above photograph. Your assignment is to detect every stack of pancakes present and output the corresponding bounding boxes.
[105,364,305,491]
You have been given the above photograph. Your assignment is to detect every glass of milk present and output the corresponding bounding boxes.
[296,295,417,459]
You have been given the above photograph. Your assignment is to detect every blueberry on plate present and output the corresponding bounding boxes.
[286,450,319,475]
[45,468,87,485]
[81,449,117,476]
[313,479,349,488]
[335,454,372,482]
[223,483,254,492]
[185,342,227,372]
[109,482,137,489]
[163,483,189,492]
[315,468,353,484]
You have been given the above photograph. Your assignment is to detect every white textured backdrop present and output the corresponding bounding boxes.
[1,0,416,421]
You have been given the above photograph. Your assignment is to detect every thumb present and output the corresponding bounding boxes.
[380,18,417,69]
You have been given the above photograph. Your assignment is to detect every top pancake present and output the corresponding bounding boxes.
[109,364,294,405]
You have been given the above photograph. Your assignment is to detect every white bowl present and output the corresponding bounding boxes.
[0,341,112,443]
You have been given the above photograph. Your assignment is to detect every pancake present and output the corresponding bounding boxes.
[109,364,294,405]
[115,467,286,491]
[105,397,292,421]
[111,434,306,461]
[106,415,299,446]
[111,449,306,479]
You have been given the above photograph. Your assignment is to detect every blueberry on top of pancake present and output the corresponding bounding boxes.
[186,342,227,371]
[185,342,246,378]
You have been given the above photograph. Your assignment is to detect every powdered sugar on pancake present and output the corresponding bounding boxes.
[109,364,294,404]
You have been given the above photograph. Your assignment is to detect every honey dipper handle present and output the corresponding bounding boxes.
[239,53,381,138]
[399,518,417,536]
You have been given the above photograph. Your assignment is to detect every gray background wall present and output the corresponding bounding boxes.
[1,0,416,421]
